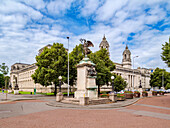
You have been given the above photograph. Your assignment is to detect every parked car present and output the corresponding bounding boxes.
[118,90,125,93]
[145,89,150,91]
[156,89,160,93]
[131,90,138,93]
[165,89,170,93]
[159,89,166,92]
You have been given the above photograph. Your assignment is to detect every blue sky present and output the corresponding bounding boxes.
[0,0,170,72]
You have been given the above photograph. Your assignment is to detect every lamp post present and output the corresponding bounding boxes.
[58,76,62,92]
[111,76,115,93]
[67,37,69,97]
[133,56,138,91]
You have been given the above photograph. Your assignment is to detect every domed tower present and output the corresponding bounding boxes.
[99,35,109,53]
[122,45,131,68]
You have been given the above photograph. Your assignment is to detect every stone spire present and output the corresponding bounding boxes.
[122,45,132,68]
[99,35,109,53]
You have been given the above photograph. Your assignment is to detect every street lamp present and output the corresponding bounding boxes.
[67,37,70,97]
[111,76,115,92]
[133,56,139,91]
[58,76,62,92]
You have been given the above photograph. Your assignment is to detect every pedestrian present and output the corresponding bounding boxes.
[2,87,4,94]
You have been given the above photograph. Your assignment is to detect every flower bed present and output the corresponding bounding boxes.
[134,91,140,98]
[124,91,133,99]
[159,91,164,95]
[117,93,125,101]
[142,91,148,97]
[152,91,157,96]
[100,94,109,98]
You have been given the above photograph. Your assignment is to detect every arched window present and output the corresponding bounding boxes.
[125,54,126,59]
[13,66,16,70]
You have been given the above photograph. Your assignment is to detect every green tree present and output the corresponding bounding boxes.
[88,48,115,94]
[161,38,170,67]
[69,44,84,92]
[0,74,5,88]
[113,74,127,92]
[0,63,9,99]
[5,76,10,88]
[0,63,9,75]
[32,43,68,95]
[150,68,170,89]
[165,83,170,90]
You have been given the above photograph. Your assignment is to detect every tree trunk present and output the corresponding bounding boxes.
[70,85,72,93]
[98,85,100,97]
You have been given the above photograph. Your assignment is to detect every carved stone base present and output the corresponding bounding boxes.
[14,90,19,95]
[75,90,98,99]
[79,97,89,105]
[56,92,63,102]
[8,90,12,94]
[109,93,117,102]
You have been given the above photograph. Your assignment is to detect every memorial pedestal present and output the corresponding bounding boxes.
[14,90,19,95]
[79,97,89,105]
[109,93,117,102]
[56,92,63,102]
[8,90,12,93]
[74,57,98,100]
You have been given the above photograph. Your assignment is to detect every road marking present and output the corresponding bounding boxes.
[134,104,170,110]
[118,108,170,120]
[0,110,11,113]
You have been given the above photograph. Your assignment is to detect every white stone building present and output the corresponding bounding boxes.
[99,35,153,91]
[10,36,153,93]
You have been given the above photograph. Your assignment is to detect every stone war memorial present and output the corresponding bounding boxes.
[74,39,98,105]
[56,38,116,105]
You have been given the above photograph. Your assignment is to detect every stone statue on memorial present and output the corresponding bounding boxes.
[87,66,97,77]
[79,38,94,56]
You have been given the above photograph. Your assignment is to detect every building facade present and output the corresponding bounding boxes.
[99,35,152,90]
[10,37,153,93]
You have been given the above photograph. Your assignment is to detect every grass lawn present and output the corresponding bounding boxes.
[36,92,54,96]
[19,91,33,95]
[0,90,14,94]
[0,90,74,96]
[0,90,8,93]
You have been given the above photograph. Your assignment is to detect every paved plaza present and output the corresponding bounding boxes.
[0,93,170,128]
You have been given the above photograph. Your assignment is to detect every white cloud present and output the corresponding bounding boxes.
[0,0,169,73]
[95,0,128,21]
[46,0,74,16]
[21,0,46,10]
[80,0,101,17]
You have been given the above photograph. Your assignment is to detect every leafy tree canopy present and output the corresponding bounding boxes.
[69,44,84,86]
[0,74,5,88]
[32,43,68,87]
[161,37,170,67]
[150,67,170,89]
[0,63,9,88]
[165,83,170,90]
[0,63,9,76]
[113,74,127,92]
[88,48,115,86]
